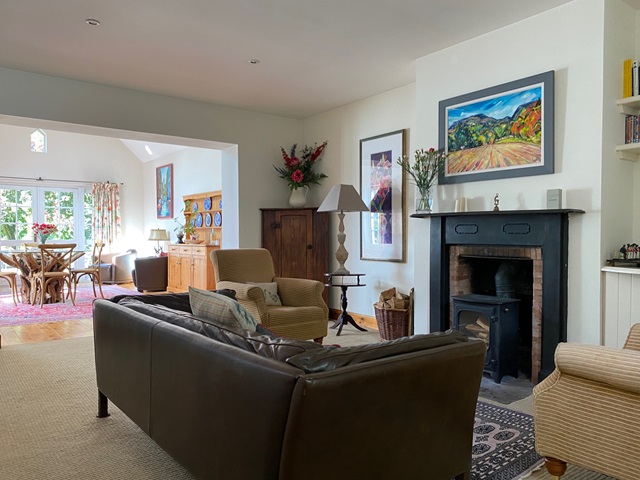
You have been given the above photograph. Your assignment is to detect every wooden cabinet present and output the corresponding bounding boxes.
[182,190,223,245]
[167,244,218,292]
[261,208,329,300]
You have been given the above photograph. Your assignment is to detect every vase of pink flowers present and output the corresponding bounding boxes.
[274,142,328,207]
[32,223,57,244]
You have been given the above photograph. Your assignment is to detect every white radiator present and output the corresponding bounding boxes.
[602,267,640,348]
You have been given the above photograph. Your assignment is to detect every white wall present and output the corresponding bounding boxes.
[414,0,605,343]
[303,84,416,316]
[0,67,302,248]
[0,124,144,253]
[142,147,223,256]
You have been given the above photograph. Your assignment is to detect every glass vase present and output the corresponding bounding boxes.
[38,233,50,244]
[415,187,433,214]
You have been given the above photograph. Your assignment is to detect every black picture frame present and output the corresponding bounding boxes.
[439,70,554,184]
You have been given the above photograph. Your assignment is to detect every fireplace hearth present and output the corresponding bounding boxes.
[420,209,583,382]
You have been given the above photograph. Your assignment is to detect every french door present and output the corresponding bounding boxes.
[0,185,91,253]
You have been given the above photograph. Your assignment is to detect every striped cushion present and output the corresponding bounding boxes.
[189,286,258,332]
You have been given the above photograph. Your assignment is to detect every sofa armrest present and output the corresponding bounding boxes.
[133,256,168,291]
[624,322,640,351]
[548,342,640,394]
[274,277,327,311]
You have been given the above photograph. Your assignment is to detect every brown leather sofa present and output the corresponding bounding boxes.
[93,295,485,480]
[131,256,168,292]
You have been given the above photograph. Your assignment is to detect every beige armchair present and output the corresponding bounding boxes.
[210,248,328,342]
[101,249,137,284]
[533,323,640,479]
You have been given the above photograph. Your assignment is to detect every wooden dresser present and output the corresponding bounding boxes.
[167,244,218,292]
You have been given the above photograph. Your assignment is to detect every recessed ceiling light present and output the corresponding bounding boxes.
[248,59,260,65]
[144,145,153,156]
[85,19,101,26]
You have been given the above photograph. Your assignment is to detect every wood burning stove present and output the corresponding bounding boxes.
[452,294,520,383]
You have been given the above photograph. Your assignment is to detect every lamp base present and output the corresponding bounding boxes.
[333,266,350,275]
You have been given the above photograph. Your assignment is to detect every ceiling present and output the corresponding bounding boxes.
[0,0,576,120]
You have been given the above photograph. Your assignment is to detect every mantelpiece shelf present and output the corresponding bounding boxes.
[616,96,640,161]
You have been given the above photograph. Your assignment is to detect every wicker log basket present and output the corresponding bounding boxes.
[373,287,414,341]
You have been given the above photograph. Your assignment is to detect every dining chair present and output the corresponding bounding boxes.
[0,269,20,305]
[70,241,104,301]
[33,243,77,308]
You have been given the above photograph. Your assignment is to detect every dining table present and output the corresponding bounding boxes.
[0,244,85,304]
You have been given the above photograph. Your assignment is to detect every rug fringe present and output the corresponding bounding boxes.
[514,459,545,479]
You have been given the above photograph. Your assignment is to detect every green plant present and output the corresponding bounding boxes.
[397,148,448,194]
[174,200,197,237]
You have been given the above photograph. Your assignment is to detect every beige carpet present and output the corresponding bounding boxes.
[0,329,613,480]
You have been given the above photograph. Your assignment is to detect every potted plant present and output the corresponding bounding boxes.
[174,201,197,243]
[397,148,448,213]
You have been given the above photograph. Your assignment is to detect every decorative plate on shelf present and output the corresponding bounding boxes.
[218,199,222,209]
[191,202,199,212]
[204,212,212,227]
[203,197,212,210]
[214,211,222,227]
[195,213,203,227]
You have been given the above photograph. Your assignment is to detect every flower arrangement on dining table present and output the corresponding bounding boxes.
[397,147,448,212]
[274,141,328,190]
[32,223,58,243]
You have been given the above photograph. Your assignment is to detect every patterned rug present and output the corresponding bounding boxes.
[472,401,542,479]
[0,284,140,327]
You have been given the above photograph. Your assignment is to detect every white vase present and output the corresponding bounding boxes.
[288,187,308,208]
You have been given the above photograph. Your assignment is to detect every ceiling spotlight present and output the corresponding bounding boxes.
[85,19,101,26]
[248,59,260,65]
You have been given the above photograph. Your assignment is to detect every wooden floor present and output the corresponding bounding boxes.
[0,282,137,348]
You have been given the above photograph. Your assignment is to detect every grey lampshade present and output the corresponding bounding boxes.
[148,228,170,241]
[317,184,368,213]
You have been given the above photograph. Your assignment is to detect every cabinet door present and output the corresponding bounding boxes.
[275,210,313,278]
[179,253,192,290]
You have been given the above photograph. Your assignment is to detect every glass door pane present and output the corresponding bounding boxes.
[0,187,34,251]
[42,189,76,242]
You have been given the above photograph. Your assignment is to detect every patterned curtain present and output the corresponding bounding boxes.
[92,182,121,245]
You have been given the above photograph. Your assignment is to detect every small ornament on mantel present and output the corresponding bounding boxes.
[493,193,500,212]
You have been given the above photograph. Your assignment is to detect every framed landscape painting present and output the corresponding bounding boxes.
[360,130,406,263]
[156,164,173,219]
[439,70,554,184]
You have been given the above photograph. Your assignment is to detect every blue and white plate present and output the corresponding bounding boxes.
[214,211,222,227]
[218,199,222,209]
[191,202,198,212]
[195,213,203,227]
[204,213,212,227]
[203,197,212,210]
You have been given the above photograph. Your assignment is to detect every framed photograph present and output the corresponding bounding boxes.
[439,70,554,184]
[360,130,406,262]
[156,163,173,219]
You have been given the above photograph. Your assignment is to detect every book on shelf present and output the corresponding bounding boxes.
[624,58,632,97]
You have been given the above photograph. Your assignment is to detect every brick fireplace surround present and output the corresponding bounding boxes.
[423,209,583,382]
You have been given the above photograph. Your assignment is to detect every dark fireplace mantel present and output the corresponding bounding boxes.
[417,209,584,381]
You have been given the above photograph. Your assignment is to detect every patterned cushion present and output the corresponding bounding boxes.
[189,286,258,332]
[248,281,282,306]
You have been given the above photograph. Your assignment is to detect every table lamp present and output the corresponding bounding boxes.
[317,184,368,274]
[149,228,170,255]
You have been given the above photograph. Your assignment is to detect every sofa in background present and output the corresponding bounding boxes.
[131,256,168,292]
[100,249,137,284]
[93,293,486,480]
[533,323,640,479]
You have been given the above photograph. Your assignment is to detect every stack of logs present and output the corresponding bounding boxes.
[465,318,490,348]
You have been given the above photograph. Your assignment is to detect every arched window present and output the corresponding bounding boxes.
[30,129,47,153]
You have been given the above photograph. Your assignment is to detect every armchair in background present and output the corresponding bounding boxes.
[101,249,137,284]
[210,248,328,342]
[533,323,640,479]
[132,256,168,292]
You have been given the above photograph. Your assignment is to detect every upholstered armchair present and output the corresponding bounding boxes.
[533,323,640,479]
[132,255,168,292]
[101,249,137,284]
[210,248,328,342]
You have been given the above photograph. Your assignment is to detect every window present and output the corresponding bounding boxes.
[0,184,91,252]
[30,129,47,153]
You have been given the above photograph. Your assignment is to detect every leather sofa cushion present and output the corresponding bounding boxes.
[110,290,237,314]
[116,298,323,362]
[286,331,470,373]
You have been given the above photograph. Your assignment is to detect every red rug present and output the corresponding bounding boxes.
[0,284,140,327]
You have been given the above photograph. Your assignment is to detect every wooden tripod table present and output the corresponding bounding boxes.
[324,273,367,336]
